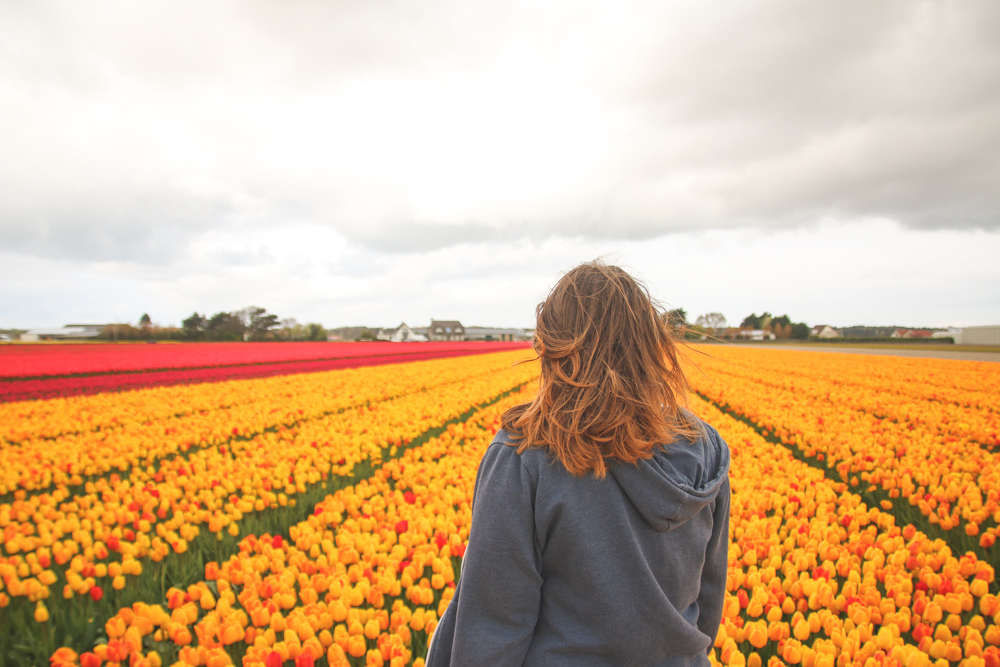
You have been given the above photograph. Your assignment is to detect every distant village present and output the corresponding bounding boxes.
[3,319,534,344]
[344,321,531,343]
[3,311,999,346]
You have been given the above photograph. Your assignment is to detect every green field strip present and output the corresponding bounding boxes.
[0,376,536,666]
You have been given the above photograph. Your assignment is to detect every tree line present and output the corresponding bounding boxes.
[737,312,810,339]
[98,307,328,342]
[664,309,810,340]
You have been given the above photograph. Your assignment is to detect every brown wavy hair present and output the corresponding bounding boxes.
[501,260,698,478]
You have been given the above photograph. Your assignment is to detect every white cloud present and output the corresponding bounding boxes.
[2,220,998,329]
[1,1,997,326]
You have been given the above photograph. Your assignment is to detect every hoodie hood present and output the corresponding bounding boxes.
[609,422,730,532]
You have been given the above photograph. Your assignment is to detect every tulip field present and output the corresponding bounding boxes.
[685,347,999,667]
[1,344,998,667]
[0,342,530,403]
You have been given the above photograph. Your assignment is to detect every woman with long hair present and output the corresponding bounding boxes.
[426,260,731,666]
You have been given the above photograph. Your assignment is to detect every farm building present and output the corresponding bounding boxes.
[931,328,963,344]
[20,324,106,341]
[738,329,775,341]
[962,325,1000,346]
[376,322,426,342]
[464,327,524,342]
[427,320,465,342]
[892,329,933,338]
[810,325,840,338]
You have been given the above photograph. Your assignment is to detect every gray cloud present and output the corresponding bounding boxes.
[0,186,229,264]
[1,0,998,261]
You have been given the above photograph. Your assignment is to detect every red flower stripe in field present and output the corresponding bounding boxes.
[0,344,531,403]
[0,341,529,379]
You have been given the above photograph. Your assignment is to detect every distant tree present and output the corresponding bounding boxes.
[139,313,152,329]
[790,323,810,340]
[741,312,775,330]
[277,318,304,341]
[99,323,136,341]
[306,323,326,341]
[274,318,325,341]
[695,312,727,334]
[182,312,207,339]
[244,306,280,341]
[356,330,377,341]
[665,308,688,329]
[207,311,246,341]
[97,323,182,341]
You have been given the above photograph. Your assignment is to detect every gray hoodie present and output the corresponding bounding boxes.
[426,420,731,667]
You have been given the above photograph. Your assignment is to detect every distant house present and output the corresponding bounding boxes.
[377,322,427,342]
[20,324,107,341]
[891,329,933,339]
[737,329,775,341]
[810,325,841,339]
[464,327,524,342]
[428,320,465,342]
[931,328,962,344]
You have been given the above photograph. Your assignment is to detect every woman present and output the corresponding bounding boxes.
[426,261,731,667]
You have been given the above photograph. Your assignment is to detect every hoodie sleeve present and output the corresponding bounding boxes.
[425,441,542,666]
[696,470,730,650]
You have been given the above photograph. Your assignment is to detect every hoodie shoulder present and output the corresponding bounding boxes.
[491,428,551,479]
[609,418,730,531]
[692,418,729,483]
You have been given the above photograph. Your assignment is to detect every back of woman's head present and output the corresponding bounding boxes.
[501,260,697,477]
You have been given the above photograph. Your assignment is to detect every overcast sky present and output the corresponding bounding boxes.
[2,0,999,330]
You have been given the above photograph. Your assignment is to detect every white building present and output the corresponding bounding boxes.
[810,325,840,338]
[463,327,527,342]
[738,329,775,341]
[376,322,426,342]
[931,328,963,344]
[20,324,106,341]
[963,325,1000,346]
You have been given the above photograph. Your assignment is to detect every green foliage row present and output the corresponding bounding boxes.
[95,307,329,342]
